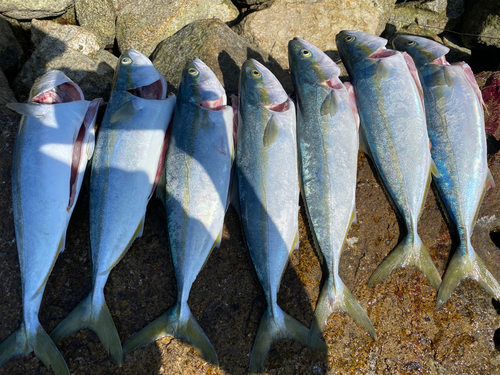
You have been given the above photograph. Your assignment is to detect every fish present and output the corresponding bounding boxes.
[392,35,500,308]
[336,30,442,291]
[122,58,235,366]
[236,58,327,375]
[1,70,101,375]
[288,37,377,345]
[50,49,176,365]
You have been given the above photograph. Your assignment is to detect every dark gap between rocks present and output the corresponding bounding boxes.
[490,229,500,249]
[492,299,500,351]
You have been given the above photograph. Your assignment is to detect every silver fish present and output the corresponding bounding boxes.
[1,70,101,375]
[122,58,235,366]
[336,30,442,291]
[288,37,376,344]
[50,49,176,364]
[237,58,327,375]
[393,35,500,308]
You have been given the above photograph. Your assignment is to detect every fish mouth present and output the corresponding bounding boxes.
[196,96,226,111]
[32,82,83,104]
[265,99,290,112]
[430,56,450,66]
[127,78,166,100]
[368,47,398,59]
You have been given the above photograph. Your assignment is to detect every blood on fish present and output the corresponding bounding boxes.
[32,82,83,104]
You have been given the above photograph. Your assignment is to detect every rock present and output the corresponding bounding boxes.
[234,0,396,70]
[0,17,23,76]
[0,0,73,19]
[115,0,239,57]
[385,0,463,41]
[461,0,500,49]
[0,68,16,106]
[477,71,500,141]
[14,20,117,102]
[441,32,471,63]
[75,0,116,49]
[151,18,289,95]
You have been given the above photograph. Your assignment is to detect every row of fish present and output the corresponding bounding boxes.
[1,29,498,374]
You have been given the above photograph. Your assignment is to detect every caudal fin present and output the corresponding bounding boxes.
[309,278,376,349]
[249,306,327,375]
[0,323,69,375]
[437,245,500,309]
[50,293,122,365]
[123,303,218,367]
[368,235,441,290]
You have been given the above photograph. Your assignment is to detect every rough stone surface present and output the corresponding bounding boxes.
[1,71,500,374]
[13,20,116,102]
[0,0,73,19]
[0,18,23,76]
[151,19,291,96]
[75,0,116,49]
[115,0,239,57]
[0,69,16,108]
[461,0,500,49]
[234,0,396,70]
[385,0,463,40]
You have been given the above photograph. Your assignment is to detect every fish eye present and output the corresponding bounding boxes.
[251,69,261,77]
[188,68,199,76]
[345,35,356,43]
[300,49,312,57]
[121,57,133,65]
[407,40,416,46]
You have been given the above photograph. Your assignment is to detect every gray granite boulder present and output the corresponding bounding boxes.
[151,18,290,95]
[14,20,117,102]
[75,0,116,49]
[0,0,73,19]
[0,18,23,76]
[461,0,500,49]
[234,0,396,70]
[115,0,239,57]
[386,0,464,40]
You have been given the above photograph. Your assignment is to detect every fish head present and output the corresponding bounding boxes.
[29,70,84,103]
[113,49,167,100]
[288,37,343,89]
[336,30,388,74]
[392,35,451,68]
[179,58,227,109]
[239,59,288,110]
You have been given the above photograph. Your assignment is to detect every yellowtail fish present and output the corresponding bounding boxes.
[50,49,176,365]
[1,70,101,374]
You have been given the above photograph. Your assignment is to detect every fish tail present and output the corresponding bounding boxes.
[437,243,500,309]
[249,305,326,375]
[309,277,376,349]
[50,292,123,365]
[122,302,218,367]
[0,322,69,375]
[368,235,442,290]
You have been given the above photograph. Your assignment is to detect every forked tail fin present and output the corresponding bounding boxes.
[0,322,69,375]
[249,305,327,375]
[368,235,442,290]
[50,292,122,365]
[309,277,376,349]
[122,302,218,367]
[437,243,500,309]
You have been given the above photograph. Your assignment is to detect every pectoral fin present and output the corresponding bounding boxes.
[263,115,279,147]
[320,91,338,117]
[110,99,141,123]
[376,60,390,79]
